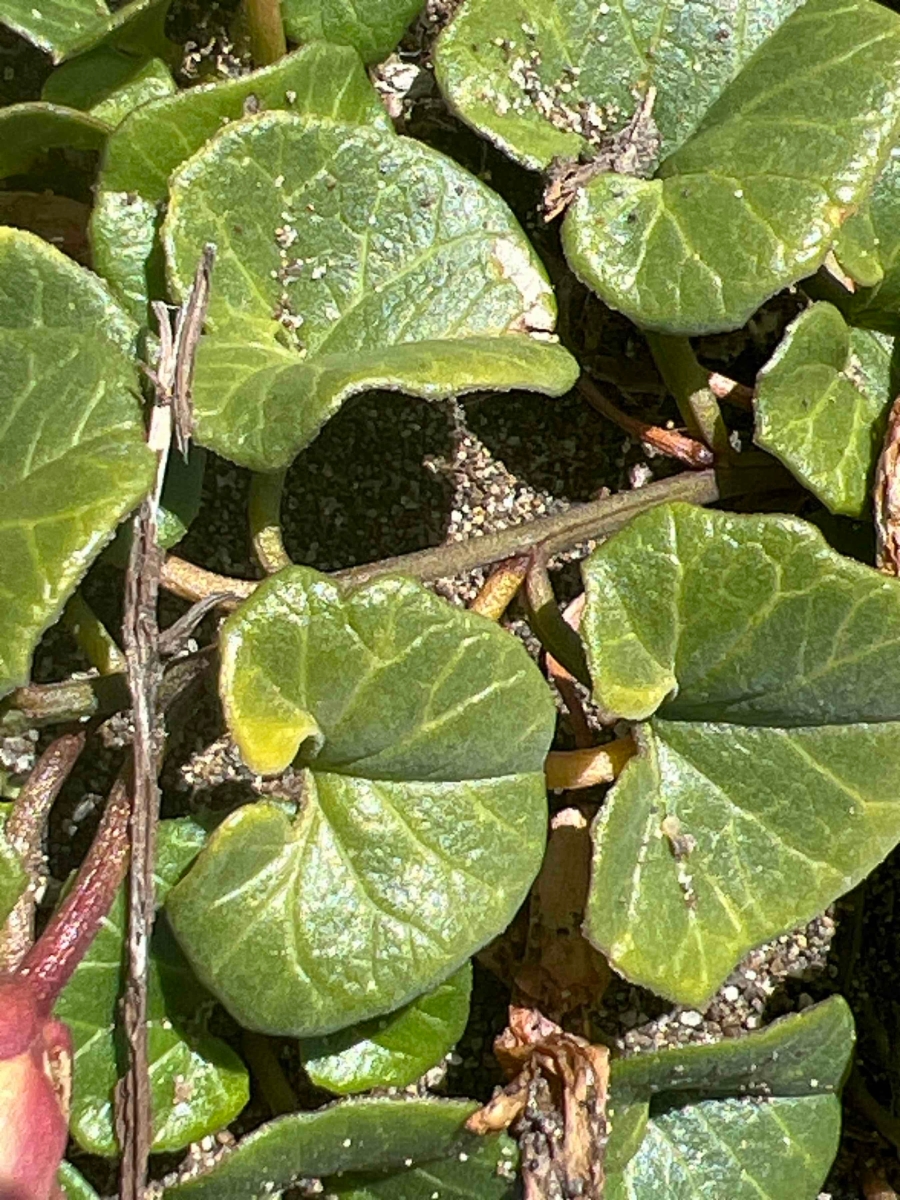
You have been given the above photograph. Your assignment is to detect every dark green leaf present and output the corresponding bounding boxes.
[833,149,900,334]
[163,111,578,471]
[54,819,249,1156]
[754,302,892,517]
[163,1098,504,1199]
[91,42,388,323]
[299,962,472,1095]
[166,567,555,1037]
[0,103,109,180]
[606,999,853,1197]
[42,49,175,126]
[581,502,900,1004]
[0,0,168,63]
[330,1131,518,1198]
[435,0,805,172]
[105,445,207,564]
[282,0,424,63]
[561,0,900,334]
[0,228,155,698]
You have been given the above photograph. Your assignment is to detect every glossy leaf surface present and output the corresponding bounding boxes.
[0,0,168,62]
[435,0,804,171]
[164,111,578,470]
[582,503,900,1004]
[57,1162,99,1200]
[562,0,900,334]
[0,228,154,698]
[54,819,249,1155]
[834,149,900,335]
[282,0,424,63]
[164,1099,507,1198]
[300,962,472,1095]
[330,1131,518,1198]
[754,302,892,517]
[166,567,554,1036]
[92,42,387,322]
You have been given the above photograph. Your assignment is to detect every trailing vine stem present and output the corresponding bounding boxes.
[644,332,731,458]
[160,466,723,606]
[244,0,287,66]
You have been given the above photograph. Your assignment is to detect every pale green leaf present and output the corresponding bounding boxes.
[606,998,852,1196]
[581,502,900,1005]
[282,0,423,63]
[43,49,175,127]
[163,1099,511,1199]
[54,819,249,1156]
[163,111,578,470]
[166,567,554,1037]
[57,1162,100,1200]
[435,0,805,172]
[561,0,900,334]
[0,804,27,929]
[833,148,900,334]
[0,228,155,698]
[0,0,168,63]
[91,42,388,323]
[754,302,892,517]
[0,103,109,179]
[300,962,472,1095]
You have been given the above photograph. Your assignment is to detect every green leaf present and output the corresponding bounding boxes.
[57,1162,100,1200]
[0,228,155,699]
[833,148,900,334]
[163,1098,509,1199]
[606,998,853,1197]
[0,103,109,180]
[330,1131,518,1198]
[561,0,900,334]
[581,502,900,1006]
[754,302,892,517]
[54,819,249,1156]
[435,0,805,172]
[282,0,423,64]
[299,962,473,1095]
[91,42,388,323]
[43,49,175,127]
[163,110,578,471]
[0,804,27,928]
[105,445,207,565]
[0,0,168,63]
[166,566,554,1037]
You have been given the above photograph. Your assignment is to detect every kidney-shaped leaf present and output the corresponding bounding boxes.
[0,228,155,698]
[91,42,388,324]
[300,961,472,1095]
[329,1130,518,1199]
[42,49,175,127]
[166,567,555,1037]
[163,1098,513,1199]
[606,997,853,1198]
[561,0,900,335]
[581,502,900,1006]
[162,110,578,471]
[282,0,423,64]
[754,302,892,517]
[435,0,804,172]
[0,0,167,62]
[54,819,249,1156]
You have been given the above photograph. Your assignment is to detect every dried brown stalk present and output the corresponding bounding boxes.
[578,376,714,467]
[876,395,900,574]
[119,245,214,1200]
[469,554,531,620]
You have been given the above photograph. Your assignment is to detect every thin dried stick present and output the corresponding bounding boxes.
[545,594,592,747]
[119,246,214,1200]
[469,555,531,620]
[578,376,713,467]
[876,395,900,574]
[707,372,754,409]
[0,731,86,970]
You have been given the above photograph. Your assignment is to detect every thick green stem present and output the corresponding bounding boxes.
[63,592,126,676]
[242,1031,298,1116]
[645,333,730,458]
[249,469,291,574]
[244,0,287,66]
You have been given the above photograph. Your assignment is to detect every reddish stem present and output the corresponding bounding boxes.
[18,775,131,1009]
